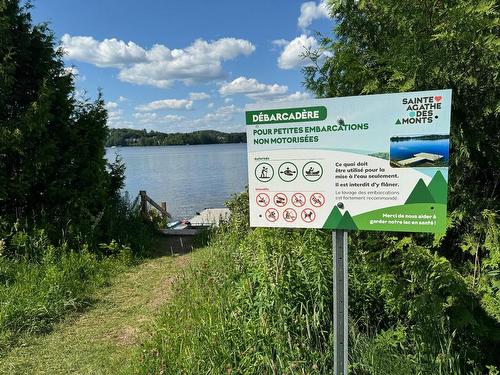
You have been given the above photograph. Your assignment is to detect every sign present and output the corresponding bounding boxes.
[246,89,452,233]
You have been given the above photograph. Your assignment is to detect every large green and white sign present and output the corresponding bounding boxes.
[246,89,452,233]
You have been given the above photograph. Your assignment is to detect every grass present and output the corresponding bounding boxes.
[130,193,498,374]
[133,228,336,374]
[0,237,192,374]
[0,242,131,352]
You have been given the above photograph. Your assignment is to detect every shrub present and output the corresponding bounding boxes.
[134,193,499,374]
[0,230,132,351]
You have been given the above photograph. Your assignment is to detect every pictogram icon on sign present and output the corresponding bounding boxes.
[265,208,279,222]
[273,193,287,207]
[278,162,298,182]
[292,193,306,207]
[302,161,323,182]
[283,208,297,222]
[301,208,316,223]
[256,193,270,207]
[255,163,274,183]
[310,192,325,208]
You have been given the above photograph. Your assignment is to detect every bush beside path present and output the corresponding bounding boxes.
[0,241,193,375]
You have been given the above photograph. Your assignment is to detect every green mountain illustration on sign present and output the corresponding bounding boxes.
[428,171,448,204]
[325,206,343,227]
[405,178,435,204]
[337,210,357,230]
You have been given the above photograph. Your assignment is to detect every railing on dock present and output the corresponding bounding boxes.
[139,190,171,219]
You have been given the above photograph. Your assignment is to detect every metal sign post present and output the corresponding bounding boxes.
[333,230,348,375]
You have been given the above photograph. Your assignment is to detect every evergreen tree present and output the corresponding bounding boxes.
[0,0,117,239]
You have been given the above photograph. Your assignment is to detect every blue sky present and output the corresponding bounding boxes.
[32,0,333,133]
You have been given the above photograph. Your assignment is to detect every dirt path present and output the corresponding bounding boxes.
[0,243,192,375]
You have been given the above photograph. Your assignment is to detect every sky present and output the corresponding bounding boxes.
[31,0,334,133]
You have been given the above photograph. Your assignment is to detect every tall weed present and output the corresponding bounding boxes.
[134,193,499,374]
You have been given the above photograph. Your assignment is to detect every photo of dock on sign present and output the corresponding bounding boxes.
[390,134,449,168]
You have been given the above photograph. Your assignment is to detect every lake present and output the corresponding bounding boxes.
[105,143,248,219]
[390,138,449,166]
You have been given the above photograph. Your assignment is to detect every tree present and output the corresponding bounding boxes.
[0,0,117,239]
[303,0,500,370]
[304,0,499,213]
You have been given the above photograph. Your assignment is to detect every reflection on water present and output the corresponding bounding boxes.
[105,143,248,219]
[390,138,449,165]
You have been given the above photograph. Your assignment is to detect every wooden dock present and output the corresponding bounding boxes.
[396,152,443,167]
[189,208,230,226]
[160,208,230,236]
[136,190,230,251]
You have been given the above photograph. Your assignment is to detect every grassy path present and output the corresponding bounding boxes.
[0,243,192,374]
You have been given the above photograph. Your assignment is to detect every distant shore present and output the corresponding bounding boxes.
[107,128,247,147]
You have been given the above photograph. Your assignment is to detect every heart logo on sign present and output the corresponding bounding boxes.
[409,111,416,117]
[434,96,442,102]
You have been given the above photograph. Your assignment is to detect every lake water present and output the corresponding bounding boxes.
[105,143,248,219]
[390,138,449,165]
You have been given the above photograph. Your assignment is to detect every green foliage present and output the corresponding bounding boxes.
[300,0,500,370]
[0,0,132,245]
[133,194,499,374]
[0,0,157,351]
[106,128,246,147]
[303,0,499,213]
[0,230,132,351]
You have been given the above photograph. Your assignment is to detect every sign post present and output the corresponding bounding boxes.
[245,89,452,372]
[333,229,348,375]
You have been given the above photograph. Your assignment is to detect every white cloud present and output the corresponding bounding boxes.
[218,77,311,102]
[118,96,128,102]
[135,99,193,112]
[106,101,119,110]
[62,66,86,82]
[203,104,242,122]
[207,102,214,108]
[133,112,184,125]
[272,39,289,48]
[107,110,122,120]
[273,91,312,102]
[189,92,211,100]
[131,105,243,132]
[182,105,244,132]
[62,34,256,88]
[61,35,146,67]
[219,76,288,99]
[63,66,79,76]
[105,103,132,129]
[224,97,233,103]
[298,1,329,30]
[277,34,320,69]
